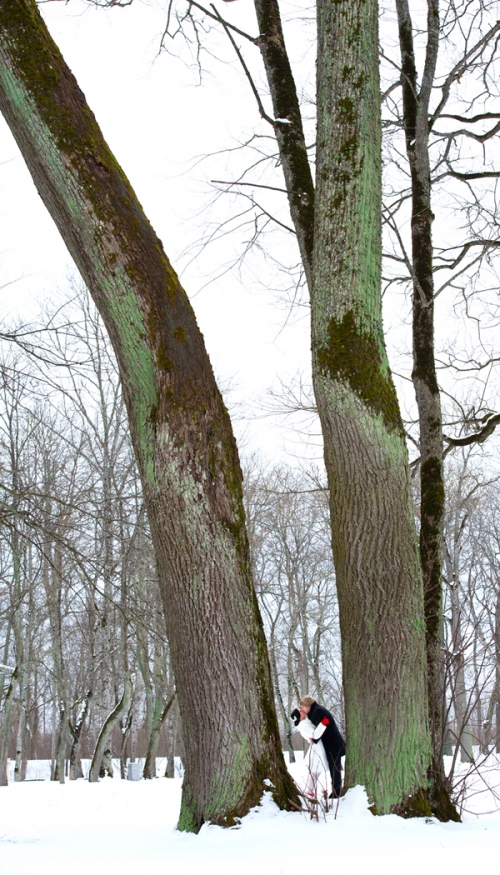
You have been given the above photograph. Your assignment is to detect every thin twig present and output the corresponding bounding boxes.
[188,0,258,43]
[211,179,288,193]
[210,4,275,126]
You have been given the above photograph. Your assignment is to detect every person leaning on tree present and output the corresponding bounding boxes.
[296,695,345,798]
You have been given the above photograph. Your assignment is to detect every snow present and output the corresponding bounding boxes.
[0,757,499,875]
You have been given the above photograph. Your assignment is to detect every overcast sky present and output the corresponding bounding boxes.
[2,1,498,469]
[0,0,317,463]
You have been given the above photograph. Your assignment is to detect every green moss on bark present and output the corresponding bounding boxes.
[392,780,460,822]
[0,0,304,834]
[420,456,445,526]
[428,773,461,822]
[317,309,404,437]
[177,785,199,833]
[391,787,432,818]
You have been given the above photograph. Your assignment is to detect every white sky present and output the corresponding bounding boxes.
[1,1,498,468]
[0,0,315,462]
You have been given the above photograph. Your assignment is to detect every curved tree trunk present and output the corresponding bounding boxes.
[312,0,432,816]
[143,692,176,779]
[89,673,132,782]
[0,0,296,831]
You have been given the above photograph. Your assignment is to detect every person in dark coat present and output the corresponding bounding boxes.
[298,695,345,798]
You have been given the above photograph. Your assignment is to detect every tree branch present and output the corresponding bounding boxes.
[253,0,315,289]
[188,0,258,43]
[430,20,500,128]
[210,5,275,125]
[444,414,500,450]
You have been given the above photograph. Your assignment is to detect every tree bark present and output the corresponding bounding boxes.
[0,667,17,786]
[54,705,70,784]
[69,691,92,780]
[268,634,294,763]
[496,590,500,754]
[0,0,296,830]
[89,673,132,782]
[395,0,446,774]
[165,701,180,778]
[143,692,176,779]
[251,0,457,818]
[253,0,315,289]
[312,0,432,816]
[13,669,27,782]
[449,580,473,763]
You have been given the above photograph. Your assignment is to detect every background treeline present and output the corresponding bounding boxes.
[0,290,498,784]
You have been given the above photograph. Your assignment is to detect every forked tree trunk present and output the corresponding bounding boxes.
[0,0,296,831]
[312,0,432,816]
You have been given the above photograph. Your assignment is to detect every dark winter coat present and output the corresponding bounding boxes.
[308,701,345,761]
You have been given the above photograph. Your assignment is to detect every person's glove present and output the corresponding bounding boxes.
[290,708,301,727]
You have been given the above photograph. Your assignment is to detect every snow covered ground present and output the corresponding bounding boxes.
[0,754,499,875]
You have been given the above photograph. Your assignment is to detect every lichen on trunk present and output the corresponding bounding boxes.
[0,0,297,829]
[312,0,432,814]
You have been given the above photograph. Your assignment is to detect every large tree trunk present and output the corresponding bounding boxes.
[252,0,456,818]
[0,0,296,831]
[312,0,432,816]
[395,0,447,786]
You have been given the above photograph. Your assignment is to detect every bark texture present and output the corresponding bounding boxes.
[395,0,446,771]
[0,0,296,830]
[0,667,17,786]
[69,690,92,780]
[254,0,315,287]
[89,673,132,782]
[143,692,176,780]
[312,0,432,815]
